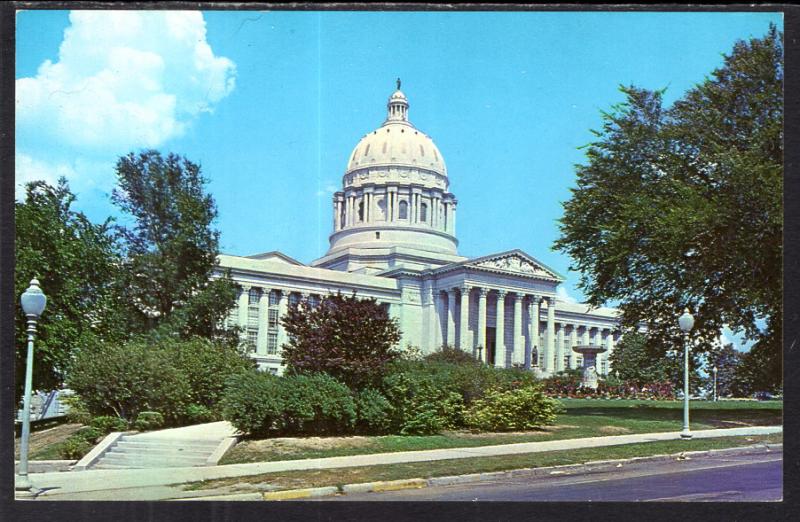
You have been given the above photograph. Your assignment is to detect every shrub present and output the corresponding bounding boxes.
[423,345,480,365]
[221,371,358,436]
[164,338,254,411]
[68,341,191,423]
[354,388,393,434]
[133,411,165,432]
[67,337,252,425]
[281,293,402,389]
[464,386,563,432]
[382,364,465,435]
[58,436,92,460]
[184,404,216,424]
[280,373,357,435]
[90,415,128,434]
[221,371,285,437]
[74,426,103,443]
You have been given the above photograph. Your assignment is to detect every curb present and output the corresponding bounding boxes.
[262,486,339,501]
[250,442,781,501]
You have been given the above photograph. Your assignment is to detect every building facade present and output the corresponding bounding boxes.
[216,84,619,376]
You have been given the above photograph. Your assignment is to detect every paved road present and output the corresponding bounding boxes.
[319,450,782,502]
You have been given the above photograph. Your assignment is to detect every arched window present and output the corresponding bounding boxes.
[420,202,428,222]
[399,200,408,219]
[358,200,364,222]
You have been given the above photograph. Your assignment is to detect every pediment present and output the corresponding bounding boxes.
[466,251,563,281]
[245,251,305,266]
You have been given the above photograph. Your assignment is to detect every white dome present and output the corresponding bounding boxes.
[346,122,447,176]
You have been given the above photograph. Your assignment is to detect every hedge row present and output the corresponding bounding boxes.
[222,360,563,437]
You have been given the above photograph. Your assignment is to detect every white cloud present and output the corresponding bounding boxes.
[556,286,578,304]
[15,153,74,199]
[16,11,236,151]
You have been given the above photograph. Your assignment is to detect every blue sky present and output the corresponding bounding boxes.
[15,9,782,349]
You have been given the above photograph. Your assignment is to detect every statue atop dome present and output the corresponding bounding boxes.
[396,77,401,90]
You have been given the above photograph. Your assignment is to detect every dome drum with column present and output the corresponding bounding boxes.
[328,85,458,257]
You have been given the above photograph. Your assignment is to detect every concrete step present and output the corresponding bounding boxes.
[112,446,213,457]
[121,437,221,447]
[101,453,208,465]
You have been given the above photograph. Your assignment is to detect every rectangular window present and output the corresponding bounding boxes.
[564,355,571,368]
[248,287,261,306]
[267,333,278,354]
[269,290,278,306]
[289,292,300,306]
[247,306,259,328]
[268,308,279,328]
[246,329,258,351]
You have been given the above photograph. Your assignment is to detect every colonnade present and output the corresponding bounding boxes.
[333,187,456,234]
[436,286,616,375]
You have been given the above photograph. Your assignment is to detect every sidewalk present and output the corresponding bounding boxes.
[23,425,781,500]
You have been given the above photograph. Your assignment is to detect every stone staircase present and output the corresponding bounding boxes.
[91,435,223,470]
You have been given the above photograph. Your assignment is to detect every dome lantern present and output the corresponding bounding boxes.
[386,77,409,123]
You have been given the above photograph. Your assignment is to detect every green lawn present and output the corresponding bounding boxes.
[192,433,782,493]
[220,399,782,465]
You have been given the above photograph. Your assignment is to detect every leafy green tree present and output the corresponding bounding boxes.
[111,150,236,341]
[705,343,744,397]
[732,340,782,396]
[609,332,702,392]
[554,27,782,389]
[281,293,402,390]
[15,179,123,401]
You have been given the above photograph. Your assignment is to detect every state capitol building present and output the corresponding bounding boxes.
[216,83,620,377]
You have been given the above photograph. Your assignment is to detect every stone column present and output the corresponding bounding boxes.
[556,322,565,372]
[513,293,523,365]
[425,283,436,351]
[364,192,371,223]
[237,284,250,330]
[529,296,540,368]
[257,288,269,355]
[459,285,470,351]
[277,290,289,355]
[446,288,456,347]
[477,287,488,362]
[545,297,555,374]
[495,290,506,368]
[451,203,457,236]
[436,290,446,348]
[606,329,615,373]
[569,324,579,369]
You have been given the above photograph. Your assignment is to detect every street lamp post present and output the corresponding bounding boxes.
[712,365,718,402]
[16,278,47,495]
[678,308,694,440]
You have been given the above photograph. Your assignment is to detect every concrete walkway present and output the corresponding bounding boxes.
[24,425,781,500]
